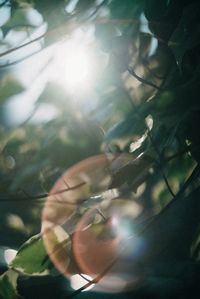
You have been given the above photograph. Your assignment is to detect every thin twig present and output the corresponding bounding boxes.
[19,105,39,126]
[175,163,200,198]
[96,208,107,221]
[0,0,110,61]
[79,273,92,283]
[66,208,161,297]
[38,180,200,298]
[67,256,116,298]
[0,143,195,204]
[0,182,86,202]
[165,144,200,163]
[148,131,175,198]
[156,164,200,219]
[162,171,176,198]
[0,13,168,61]
[142,59,164,80]
[128,67,163,91]
[88,0,109,19]
[0,32,46,58]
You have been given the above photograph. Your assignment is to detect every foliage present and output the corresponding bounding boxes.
[0,0,200,298]
[0,270,19,299]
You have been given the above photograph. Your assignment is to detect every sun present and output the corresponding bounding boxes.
[50,29,95,93]
[62,47,91,87]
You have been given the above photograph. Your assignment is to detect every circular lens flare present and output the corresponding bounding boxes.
[73,199,144,292]
[42,154,146,292]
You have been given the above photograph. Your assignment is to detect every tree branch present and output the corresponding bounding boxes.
[128,67,163,91]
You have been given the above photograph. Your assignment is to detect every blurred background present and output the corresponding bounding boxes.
[0,0,200,298]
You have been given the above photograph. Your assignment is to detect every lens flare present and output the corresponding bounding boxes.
[49,28,96,94]
[42,154,147,292]
[70,274,95,291]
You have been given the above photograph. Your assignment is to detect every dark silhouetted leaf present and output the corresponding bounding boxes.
[169,2,200,67]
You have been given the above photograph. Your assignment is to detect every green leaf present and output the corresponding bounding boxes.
[10,229,73,277]
[168,2,200,67]
[0,75,25,104]
[0,270,19,299]
[5,6,43,28]
[10,234,52,276]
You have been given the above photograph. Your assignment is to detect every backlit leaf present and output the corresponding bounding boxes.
[11,234,53,276]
